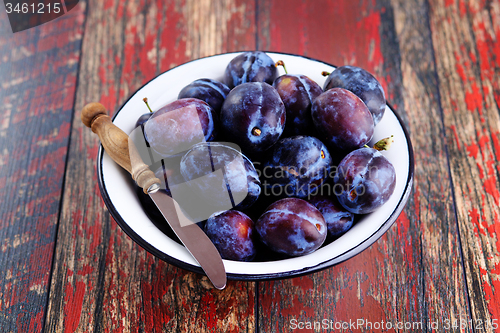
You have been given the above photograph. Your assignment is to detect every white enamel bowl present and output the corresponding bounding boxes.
[97,52,414,280]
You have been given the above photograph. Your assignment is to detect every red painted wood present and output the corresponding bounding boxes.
[258,0,385,72]
[256,0,471,331]
[428,0,500,330]
[0,3,86,332]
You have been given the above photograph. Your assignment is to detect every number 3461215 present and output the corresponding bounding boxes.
[5,3,62,14]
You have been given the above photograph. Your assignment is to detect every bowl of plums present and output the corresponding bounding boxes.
[97,51,414,280]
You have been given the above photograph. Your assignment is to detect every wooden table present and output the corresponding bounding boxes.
[1,0,499,332]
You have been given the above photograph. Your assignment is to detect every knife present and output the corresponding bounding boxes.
[81,102,227,290]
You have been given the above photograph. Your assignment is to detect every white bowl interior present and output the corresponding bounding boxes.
[100,52,411,276]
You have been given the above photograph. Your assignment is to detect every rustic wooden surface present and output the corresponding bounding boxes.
[0,0,498,332]
[428,0,500,329]
[0,3,86,333]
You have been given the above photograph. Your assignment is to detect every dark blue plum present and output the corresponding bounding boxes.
[308,195,354,240]
[205,210,256,261]
[132,113,153,159]
[256,198,327,257]
[324,66,386,125]
[180,142,261,211]
[273,74,322,136]
[221,82,285,156]
[130,116,155,170]
[224,51,278,89]
[262,136,332,199]
[333,147,396,214]
[150,156,214,224]
[311,88,374,152]
[178,78,230,114]
[135,112,152,128]
[144,98,217,159]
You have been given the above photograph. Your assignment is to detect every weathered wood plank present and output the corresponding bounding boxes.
[256,0,470,331]
[390,0,472,328]
[0,4,86,333]
[428,0,500,330]
[45,0,257,332]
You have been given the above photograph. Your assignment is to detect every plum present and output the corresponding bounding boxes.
[273,72,322,136]
[308,195,354,240]
[144,98,217,159]
[135,113,152,128]
[323,66,386,125]
[256,198,327,256]
[180,142,261,211]
[135,98,154,128]
[178,78,230,114]
[205,210,256,261]
[333,147,396,214]
[221,82,285,156]
[262,135,332,198]
[311,88,374,152]
[224,51,278,88]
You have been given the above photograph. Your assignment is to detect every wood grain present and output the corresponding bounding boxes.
[0,0,492,331]
[390,0,472,327]
[256,0,471,332]
[0,4,86,333]
[428,0,500,330]
[45,0,257,332]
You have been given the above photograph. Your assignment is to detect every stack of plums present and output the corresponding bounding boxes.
[134,51,396,262]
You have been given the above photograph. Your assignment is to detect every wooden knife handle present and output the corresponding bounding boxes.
[81,102,160,193]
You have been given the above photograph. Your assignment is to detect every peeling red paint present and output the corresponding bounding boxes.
[445,0,454,7]
[100,85,117,114]
[486,157,495,176]
[292,276,314,290]
[459,0,467,16]
[104,0,114,10]
[482,279,500,321]
[465,141,479,159]
[28,310,44,333]
[455,55,467,81]
[477,163,484,179]
[139,33,157,82]
[464,82,483,114]
[63,281,86,333]
[77,265,94,276]
[450,125,461,150]
[483,177,500,206]
[492,132,500,163]
[469,207,485,236]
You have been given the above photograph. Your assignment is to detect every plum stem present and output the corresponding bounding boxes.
[321,71,331,77]
[373,135,394,151]
[143,98,153,113]
[275,60,288,74]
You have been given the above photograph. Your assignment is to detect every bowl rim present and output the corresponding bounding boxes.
[96,51,415,281]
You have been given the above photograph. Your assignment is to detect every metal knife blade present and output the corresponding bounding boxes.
[148,189,227,290]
